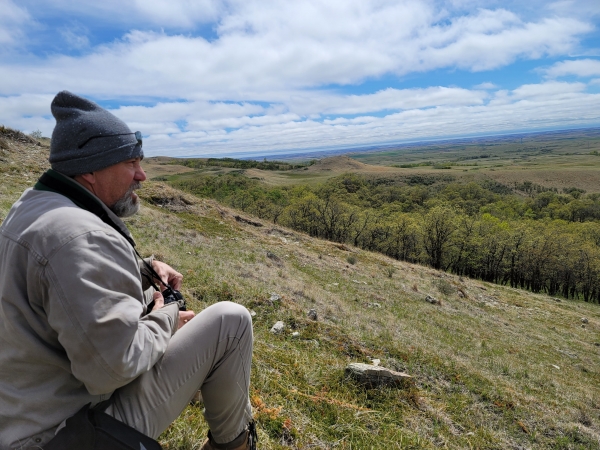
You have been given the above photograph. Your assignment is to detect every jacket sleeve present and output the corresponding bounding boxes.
[42,229,180,395]
[139,254,156,291]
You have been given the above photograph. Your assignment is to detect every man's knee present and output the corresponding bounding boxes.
[207,301,251,325]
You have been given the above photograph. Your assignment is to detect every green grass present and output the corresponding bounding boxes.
[124,186,600,449]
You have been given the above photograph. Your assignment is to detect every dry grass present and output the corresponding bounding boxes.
[128,186,600,449]
[143,157,196,179]
[2,129,600,448]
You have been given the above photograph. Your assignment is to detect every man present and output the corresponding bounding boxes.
[0,91,255,450]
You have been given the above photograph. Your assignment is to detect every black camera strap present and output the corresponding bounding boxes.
[35,170,170,291]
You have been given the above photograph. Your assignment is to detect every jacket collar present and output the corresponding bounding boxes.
[34,169,135,246]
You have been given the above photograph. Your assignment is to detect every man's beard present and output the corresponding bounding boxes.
[111,182,142,218]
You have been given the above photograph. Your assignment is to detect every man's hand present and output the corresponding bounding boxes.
[178,310,196,328]
[151,291,165,311]
[152,260,183,290]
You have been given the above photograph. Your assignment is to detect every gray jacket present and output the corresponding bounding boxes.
[0,178,179,449]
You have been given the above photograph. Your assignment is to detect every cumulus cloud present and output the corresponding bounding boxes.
[0,0,32,46]
[161,84,600,158]
[0,93,56,135]
[0,3,592,98]
[55,80,593,158]
[287,87,487,117]
[59,24,91,50]
[548,1,600,19]
[474,82,498,89]
[544,59,600,78]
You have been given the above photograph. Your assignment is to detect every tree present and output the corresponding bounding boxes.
[421,206,457,270]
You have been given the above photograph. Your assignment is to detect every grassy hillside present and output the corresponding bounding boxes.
[2,128,600,449]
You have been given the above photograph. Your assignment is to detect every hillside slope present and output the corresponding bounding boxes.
[1,129,600,449]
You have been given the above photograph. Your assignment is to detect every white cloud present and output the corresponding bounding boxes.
[0,3,592,98]
[0,93,56,135]
[417,16,588,72]
[544,59,600,78]
[59,24,91,50]
[287,87,486,117]
[0,0,32,46]
[102,81,600,157]
[508,81,586,99]
[548,1,600,19]
[474,82,498,89]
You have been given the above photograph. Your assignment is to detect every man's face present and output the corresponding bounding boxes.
[89,158,147,217]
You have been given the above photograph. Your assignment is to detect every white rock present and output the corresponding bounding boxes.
[291,332,300,338]
[345,363,412,386]
[270,321,285,334]
[425,295,440,305]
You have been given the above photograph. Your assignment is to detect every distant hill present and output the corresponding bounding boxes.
[242,126,600,162]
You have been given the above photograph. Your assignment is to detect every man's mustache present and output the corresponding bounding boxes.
[128,181,142,193]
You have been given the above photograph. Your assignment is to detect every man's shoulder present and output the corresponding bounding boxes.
[1,189,124,255]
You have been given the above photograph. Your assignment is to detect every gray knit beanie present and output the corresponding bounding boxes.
[49,91,143,176]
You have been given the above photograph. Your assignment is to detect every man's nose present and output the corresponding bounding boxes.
[135,166,147,182]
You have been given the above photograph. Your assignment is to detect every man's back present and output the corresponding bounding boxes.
[0,187,175,449]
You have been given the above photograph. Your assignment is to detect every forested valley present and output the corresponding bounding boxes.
[165,170,600,304]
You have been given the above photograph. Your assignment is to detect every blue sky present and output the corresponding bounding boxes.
[1,0,600,158]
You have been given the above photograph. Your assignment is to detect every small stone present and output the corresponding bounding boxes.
[372,359,380,366]
[551,364,560,370]
[270,321,285,334]
[307,309,318,321]
[367,302,381,308]
[425,295,440,305]
[266,252,281,263]
[581,317,589,324]
[249,310,257,317]
[270,293,282,302]
[345,362,412,387]
[291,332,300,338]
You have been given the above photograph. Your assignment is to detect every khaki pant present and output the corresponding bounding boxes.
[104,301,253,443]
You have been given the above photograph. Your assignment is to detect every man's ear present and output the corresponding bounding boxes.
[74,172,96,190]
[77,172,96,185]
